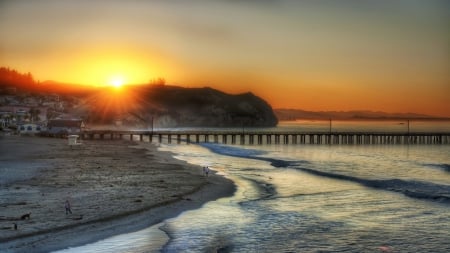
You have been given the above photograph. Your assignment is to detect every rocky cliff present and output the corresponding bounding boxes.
[84,85,278,127]
[138,85,277,127]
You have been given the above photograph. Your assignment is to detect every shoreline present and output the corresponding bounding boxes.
[0,135,236,253]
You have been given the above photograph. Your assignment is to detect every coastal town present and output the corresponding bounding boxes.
[0,85,84,136]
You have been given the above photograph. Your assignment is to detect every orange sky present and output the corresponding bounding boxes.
[1,0,449,117]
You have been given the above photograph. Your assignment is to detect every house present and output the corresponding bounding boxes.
[18,123,45,135]
[0,106,29,124]
[47,119,84,136]
[0,110,13,128]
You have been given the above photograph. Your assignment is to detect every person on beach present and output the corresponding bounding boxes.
[205,166,210,177]
[65,200,72,215]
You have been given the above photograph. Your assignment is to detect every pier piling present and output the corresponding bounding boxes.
[80,130,449,145]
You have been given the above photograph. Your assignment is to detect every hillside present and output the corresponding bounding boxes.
[1,67,278,127]
[274,108,446,121]
[81,85,278,127]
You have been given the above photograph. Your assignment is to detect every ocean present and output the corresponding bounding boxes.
[56,120,450,253]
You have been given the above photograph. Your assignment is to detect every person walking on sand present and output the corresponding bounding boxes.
[205,166,210,177]
[65,199,72,215]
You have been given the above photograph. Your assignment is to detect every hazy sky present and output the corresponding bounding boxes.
[1,0,449,116]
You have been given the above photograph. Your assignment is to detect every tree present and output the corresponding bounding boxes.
[149,77,166,86]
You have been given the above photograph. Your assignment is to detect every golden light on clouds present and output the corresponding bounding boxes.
[31,43,179,87]
[68,49,161,86]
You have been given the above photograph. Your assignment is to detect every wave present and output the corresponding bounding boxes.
[296,167,450,203]
[201,143,267,158]
[202,143,450,204]
[246,177,277,199]
[424,163,450,172]
[200,143,304,168]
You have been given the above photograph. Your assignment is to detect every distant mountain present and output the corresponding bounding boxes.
[36,80,94,95]
[274,109,447,121]
[81,85,278,127]
[0,66,94,95]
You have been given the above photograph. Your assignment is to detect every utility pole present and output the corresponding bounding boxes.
[329,118,332,134]
[407,119,410,135]
[151,116,154,134]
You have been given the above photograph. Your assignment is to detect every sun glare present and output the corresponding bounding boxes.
[109,77,124,88]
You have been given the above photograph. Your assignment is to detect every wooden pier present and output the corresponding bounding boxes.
[80,130,450,145]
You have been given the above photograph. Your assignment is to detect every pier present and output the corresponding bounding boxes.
[80,130,450,145]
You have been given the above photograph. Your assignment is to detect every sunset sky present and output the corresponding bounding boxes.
[1,0,449,116]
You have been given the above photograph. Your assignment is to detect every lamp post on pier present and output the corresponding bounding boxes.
[407,119,410,135]
[329,118,332,134]
[151,116,154,135]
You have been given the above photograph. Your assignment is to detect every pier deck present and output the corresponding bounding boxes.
[80,130,450,145]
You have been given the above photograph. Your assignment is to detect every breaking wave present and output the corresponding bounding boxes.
[424,163,450,172]
[203,144,450,203]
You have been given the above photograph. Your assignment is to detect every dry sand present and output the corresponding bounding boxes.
[0,134,235,253]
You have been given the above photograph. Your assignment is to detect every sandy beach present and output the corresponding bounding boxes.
[0,134,235,253]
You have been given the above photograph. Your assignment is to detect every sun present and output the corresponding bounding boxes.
[109,77,125,88]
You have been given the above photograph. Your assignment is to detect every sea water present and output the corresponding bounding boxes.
[56,120,450,252]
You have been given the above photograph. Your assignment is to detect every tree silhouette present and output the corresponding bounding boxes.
[0,67,36,91]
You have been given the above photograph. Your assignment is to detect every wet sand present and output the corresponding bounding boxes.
[0,134,235,253]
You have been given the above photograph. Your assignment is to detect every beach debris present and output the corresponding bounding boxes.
[68,215,83,220]
[0,216,19,221]
[378,245,393,252]
[0,223,18,230]
[0,202,27,208]
[0,213,31,221]
[73,215,83,220]
[20,213,31,220]
[216,245,232,253]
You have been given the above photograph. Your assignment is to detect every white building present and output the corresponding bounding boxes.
[18,123,45,135]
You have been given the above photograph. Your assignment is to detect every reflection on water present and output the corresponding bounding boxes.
[55,223,168,253]
[54,121,450,252]
[159,144,450,253]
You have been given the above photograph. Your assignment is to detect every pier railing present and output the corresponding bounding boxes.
[80,130,450,145]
